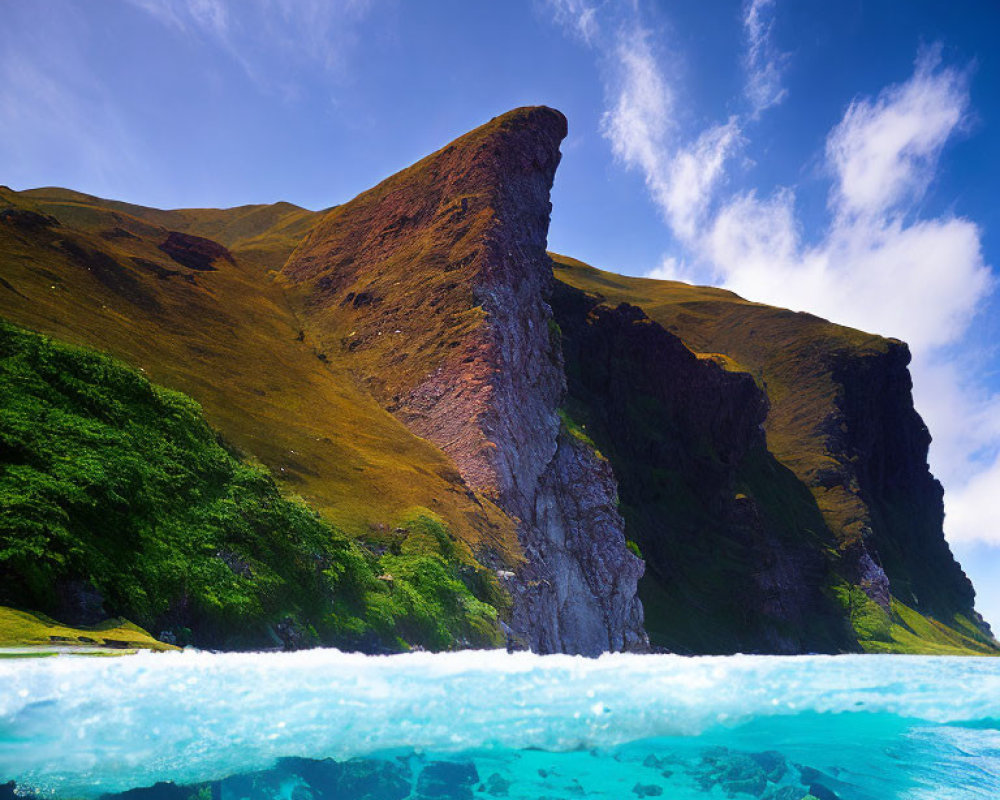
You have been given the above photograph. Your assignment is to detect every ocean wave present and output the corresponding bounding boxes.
[1,650,998,796]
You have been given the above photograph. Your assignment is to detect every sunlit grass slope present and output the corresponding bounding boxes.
[0,186,519,571]
[0,606,176,652]
[0,320,503,650]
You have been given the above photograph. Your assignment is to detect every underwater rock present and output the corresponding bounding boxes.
[416,761,480,800]
[481,773,510,797]
[277,758,411,800]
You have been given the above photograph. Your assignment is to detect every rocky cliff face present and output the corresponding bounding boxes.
[1,106,992,656]
[551,285,850,653]
[829,344,979,622]
[282,107,645,654]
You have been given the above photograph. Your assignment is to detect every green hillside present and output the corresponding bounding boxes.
[0,320,503,651]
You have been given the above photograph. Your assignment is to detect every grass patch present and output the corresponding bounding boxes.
[557,408,604,460]
[0,605,176,650]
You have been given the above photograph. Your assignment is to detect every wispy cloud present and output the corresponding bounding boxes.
[599,26,746,246]
[544,0,601,45]
[742,0,788,115]
[600,28,674,192]
[126,0,376,94]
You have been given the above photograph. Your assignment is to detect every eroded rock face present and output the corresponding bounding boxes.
[158,231,234,271]
[830,344,977,620]
[551,285,850,654]
[514,430,646,655]
[282,107,646,654]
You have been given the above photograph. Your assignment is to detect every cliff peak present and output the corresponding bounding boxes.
[281,106,569,497]
[282,106,646,654]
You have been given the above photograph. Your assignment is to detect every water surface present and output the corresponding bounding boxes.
[1,651,998,799]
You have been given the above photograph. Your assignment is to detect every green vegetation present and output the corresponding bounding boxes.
[0,320,501,650]
[0,605,176,651]
[833,590,998,656]
[557,408,604,460]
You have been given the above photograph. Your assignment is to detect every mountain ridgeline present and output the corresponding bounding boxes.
[0,106,994,655]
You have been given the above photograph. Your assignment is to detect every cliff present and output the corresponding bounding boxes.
[0,106,993,655]
[281,107,645,654]
[553,254,995,653]
[551,286,850,653]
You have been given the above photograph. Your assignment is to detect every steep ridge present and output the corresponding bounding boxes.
[552,254,996,653]
[282,108,645,654]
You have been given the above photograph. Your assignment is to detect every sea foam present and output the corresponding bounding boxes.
[1,650,998,797]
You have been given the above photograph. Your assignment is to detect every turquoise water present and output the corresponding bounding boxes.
[1,651,998,799]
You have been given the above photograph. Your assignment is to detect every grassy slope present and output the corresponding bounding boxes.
[0,606,175,652]
[0,320,502,650]
[277,109,552,456]
[0,186,518,567]
[552,254,995,655]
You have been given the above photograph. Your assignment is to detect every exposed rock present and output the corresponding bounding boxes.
[0,207,59,231]
[282,107,645,654]
[552,254,1000,650]
[482,773,511,796]
[281,757,411,800]
[54,579,107,626]
[416,761,479,800]
[692,749,769,797]
[551,286,848,654]
[159,231,233,271]
[829,344,976,621]
[513,428,646,654]
[850,546,891,610]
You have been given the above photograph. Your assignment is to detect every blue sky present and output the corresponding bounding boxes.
[3,0,1000,626]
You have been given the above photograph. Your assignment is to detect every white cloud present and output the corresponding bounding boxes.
[599,29,747,244]
[945,454,1000,544]
[743,0,788,115]
[544,0,601,45]
[600,28,674,190]
[662,119,745,241]
[644,255,696,283]
[826,46,969,219]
